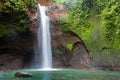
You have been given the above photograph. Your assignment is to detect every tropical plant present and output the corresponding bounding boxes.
[59,0,120,52]
[0,0,36,36]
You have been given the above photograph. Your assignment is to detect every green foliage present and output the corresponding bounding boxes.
[53,0,65,3]
[102,0,120,49]
[2,0,36,12]
[66,43,73,51]
[0,0,36,36]
[59,0,120,55]
[59,0,94,45]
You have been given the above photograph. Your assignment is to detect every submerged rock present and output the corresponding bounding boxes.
[15,72,32,78]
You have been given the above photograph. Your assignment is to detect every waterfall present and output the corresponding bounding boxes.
[33,4,52,69]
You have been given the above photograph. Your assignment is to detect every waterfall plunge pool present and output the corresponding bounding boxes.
[0,69,120,80]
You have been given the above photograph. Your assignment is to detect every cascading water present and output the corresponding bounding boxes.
[33,4,52,69]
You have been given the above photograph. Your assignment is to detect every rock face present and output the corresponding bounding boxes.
[49,5,93,69]
[37,0,53,6]
[69,42,93,69]
[0,53,24,70]
[0,30,35,70]
[51,30,94,69]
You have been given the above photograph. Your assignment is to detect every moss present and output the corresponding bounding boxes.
[66,43,73,51]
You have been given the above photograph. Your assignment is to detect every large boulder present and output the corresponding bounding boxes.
[15,72,32,78]
[69,42,93,69]
[51,30,94,69]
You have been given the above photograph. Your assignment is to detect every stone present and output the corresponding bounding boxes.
[15,72,32,78]
[69,42,94,69]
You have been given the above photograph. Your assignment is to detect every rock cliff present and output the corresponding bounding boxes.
[0,4,94,70]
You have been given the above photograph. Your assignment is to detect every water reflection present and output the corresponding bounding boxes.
[39,72,52,80]
[0,71,6,77]
[42,72,52,80]
[30,70,120,80]
[1,70,120,80]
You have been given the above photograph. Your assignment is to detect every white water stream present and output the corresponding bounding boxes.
[33,4,52,69]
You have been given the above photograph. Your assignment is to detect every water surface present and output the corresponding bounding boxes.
[0,69,120,80]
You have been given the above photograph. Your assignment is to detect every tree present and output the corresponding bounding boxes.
[102,0,120,49]
[59,0,120,51]
[0,0,36,36]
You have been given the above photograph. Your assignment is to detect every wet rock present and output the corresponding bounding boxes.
[15,72,32,78]
[69,42,94,69]
[0,52,24,70]
[52,30,94,69]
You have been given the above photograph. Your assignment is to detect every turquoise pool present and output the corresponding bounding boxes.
[0,69,120,80]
